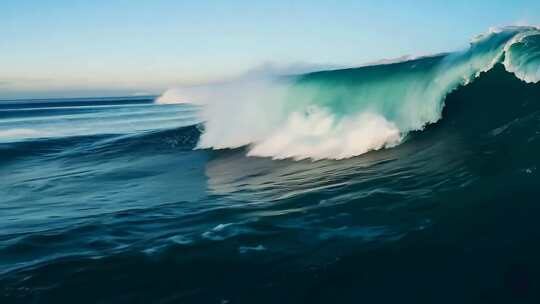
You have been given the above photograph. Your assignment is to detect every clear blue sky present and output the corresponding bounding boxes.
[1,0,539,99]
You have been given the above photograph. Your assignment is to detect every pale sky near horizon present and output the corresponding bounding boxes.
[1,0,540,99]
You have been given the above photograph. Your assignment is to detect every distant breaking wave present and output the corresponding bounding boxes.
[158,26,540,160]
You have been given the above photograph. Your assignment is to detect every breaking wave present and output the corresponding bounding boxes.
[159,26,540,160]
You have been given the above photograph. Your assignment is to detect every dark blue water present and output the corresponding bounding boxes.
[2,66,540,303]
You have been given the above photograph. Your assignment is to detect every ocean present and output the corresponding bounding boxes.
[1,26,540,303]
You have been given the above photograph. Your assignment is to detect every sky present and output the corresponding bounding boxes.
[1,0,540,99]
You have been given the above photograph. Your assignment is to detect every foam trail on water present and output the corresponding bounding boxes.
[155,87,207,105]
[0,129,48,138]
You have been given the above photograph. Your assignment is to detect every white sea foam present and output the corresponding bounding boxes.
[247,108,402,160]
